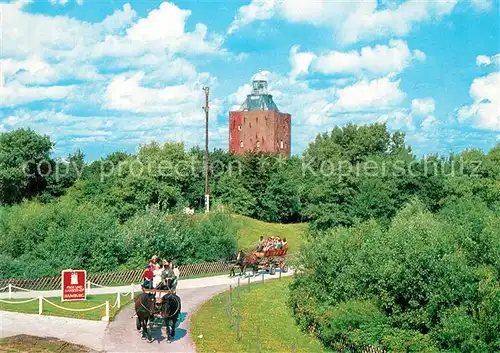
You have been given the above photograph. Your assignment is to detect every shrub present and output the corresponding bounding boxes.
[289,198,500,352]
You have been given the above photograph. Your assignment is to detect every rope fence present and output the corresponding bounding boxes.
[0,295,111,320]
[0,284,142,320]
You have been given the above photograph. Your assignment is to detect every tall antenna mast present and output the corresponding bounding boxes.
[202,86,210,213]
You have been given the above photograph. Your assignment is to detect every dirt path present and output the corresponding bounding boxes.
[102,285,227,353]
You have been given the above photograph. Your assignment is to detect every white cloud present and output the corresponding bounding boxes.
[470,0,493,11]
[333,77,406,111]
[100,3,137,34]
[3,1,223,60]
[411,98,435,116]
[476,55,492,66]
[0,81,73,108]
[0,57,103,85]
[339,0,459,44]
[476,53,500,67]
[289,45,316,80]
[227,0,277,34]
[377,110,415,131]
[228,0,462,44]
[2,109,229,153]
[104,70,223,121]
[458,72,500,131]
[1,1,223,108]
[420,115,437,130]
[312,40,425,76]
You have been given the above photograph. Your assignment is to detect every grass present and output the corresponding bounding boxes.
[190,277,329,353]
[0,292,139,321]
[233,215,309,255]
[0,335,96,353]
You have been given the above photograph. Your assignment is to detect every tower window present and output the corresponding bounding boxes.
[280,140,284,149]
[256,141,260,148]
[249,122,252,128]
[238,125,242,131]
[240,141,244,148]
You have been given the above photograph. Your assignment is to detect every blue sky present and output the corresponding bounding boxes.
[0,0,498,161]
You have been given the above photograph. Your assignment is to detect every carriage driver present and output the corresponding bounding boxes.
[161,260,178,292]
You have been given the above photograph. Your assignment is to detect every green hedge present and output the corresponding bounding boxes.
[289,198,500,352]
[0,200,237,279]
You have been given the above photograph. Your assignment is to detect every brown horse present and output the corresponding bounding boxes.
[134,293,155,342]
[230,250,258,277]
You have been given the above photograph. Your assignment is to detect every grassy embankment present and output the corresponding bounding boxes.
[234,215,308,255]
[191,277,328,353]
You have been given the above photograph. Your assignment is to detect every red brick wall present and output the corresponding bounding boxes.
[229,110,291,156]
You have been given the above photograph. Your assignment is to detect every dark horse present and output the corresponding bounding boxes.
[229,250,258,277]
[160,292,181,342]
[157,278,181,342]
[134,293,155,342]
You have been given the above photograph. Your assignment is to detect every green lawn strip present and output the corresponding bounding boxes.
[191,277,329,353]
[0,292,140,321]
[234,215,308,255]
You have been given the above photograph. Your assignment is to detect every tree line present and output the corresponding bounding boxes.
[0,125,499,280]
[2,125,498,227]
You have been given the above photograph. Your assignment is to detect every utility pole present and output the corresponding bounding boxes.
[202,86,210,213]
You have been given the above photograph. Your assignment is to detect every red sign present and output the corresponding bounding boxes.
[61,270,86,301]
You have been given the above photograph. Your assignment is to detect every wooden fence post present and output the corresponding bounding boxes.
[261,272,264,283]
[248,276,251,291]
[8,284,12,299]
[256,326,260,353]
[291,343,295,353]
[38,296,43,315]
[236,312,241,341]
[117,292,120,308]
[237,278,240,298]
[131,284,134,300]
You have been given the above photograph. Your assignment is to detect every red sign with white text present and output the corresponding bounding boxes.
[61,270,86,301]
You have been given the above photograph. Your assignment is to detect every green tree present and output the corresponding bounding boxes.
[0,128,54,204]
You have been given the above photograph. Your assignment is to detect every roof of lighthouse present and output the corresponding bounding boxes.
[238,80,279,111]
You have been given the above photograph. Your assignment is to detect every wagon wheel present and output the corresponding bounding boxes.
[281,262,289,273]
[136,317,141,331]
[269,265,276,275]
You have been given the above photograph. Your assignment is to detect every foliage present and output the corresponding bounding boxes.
[121,209,237,267]
[0,128,54,204]
[0,200,237,278]
[289,198,500,352]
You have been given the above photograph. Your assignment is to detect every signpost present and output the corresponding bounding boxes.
[61,269,86,301]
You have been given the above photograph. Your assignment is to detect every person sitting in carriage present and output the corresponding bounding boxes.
[256,236,264,251]
[142,265,154,289]
[161,261,178,292]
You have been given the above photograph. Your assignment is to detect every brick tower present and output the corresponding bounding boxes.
[229,80,291,156]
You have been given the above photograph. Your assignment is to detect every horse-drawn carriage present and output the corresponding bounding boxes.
[253,246,289,275]
[135,286,181,343]
[230,245,289,277]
